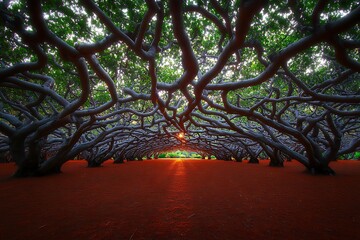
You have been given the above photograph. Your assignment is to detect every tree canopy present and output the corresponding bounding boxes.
[0,0,359,176]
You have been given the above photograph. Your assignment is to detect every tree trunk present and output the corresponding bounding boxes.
[269,150,284,167]
[269,157,284,167]
[307,165,336,176]
[248,157,259,164]
[12,138,42,177]
[113,157,125,164]
[37,164,62,176]
[87,160,102,167]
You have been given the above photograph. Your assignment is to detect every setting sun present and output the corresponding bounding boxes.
[178,132,185,139]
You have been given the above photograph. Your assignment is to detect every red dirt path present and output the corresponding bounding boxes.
[1,159,360,240]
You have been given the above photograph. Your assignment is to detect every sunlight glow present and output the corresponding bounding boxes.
[178,132,185,139]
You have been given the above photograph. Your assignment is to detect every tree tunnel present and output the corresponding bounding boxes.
[0,0,359,177]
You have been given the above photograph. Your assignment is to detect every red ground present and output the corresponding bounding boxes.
[1,159,360,240]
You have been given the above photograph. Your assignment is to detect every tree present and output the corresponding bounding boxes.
[0,0,359,176]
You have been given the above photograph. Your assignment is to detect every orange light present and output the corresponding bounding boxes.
[178,132,184,139]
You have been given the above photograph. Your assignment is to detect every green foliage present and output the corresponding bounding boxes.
[158,151,201,158]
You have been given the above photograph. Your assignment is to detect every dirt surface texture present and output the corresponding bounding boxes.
[1,159,360,240]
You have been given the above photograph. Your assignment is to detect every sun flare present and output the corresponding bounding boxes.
[178,132,185,139]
